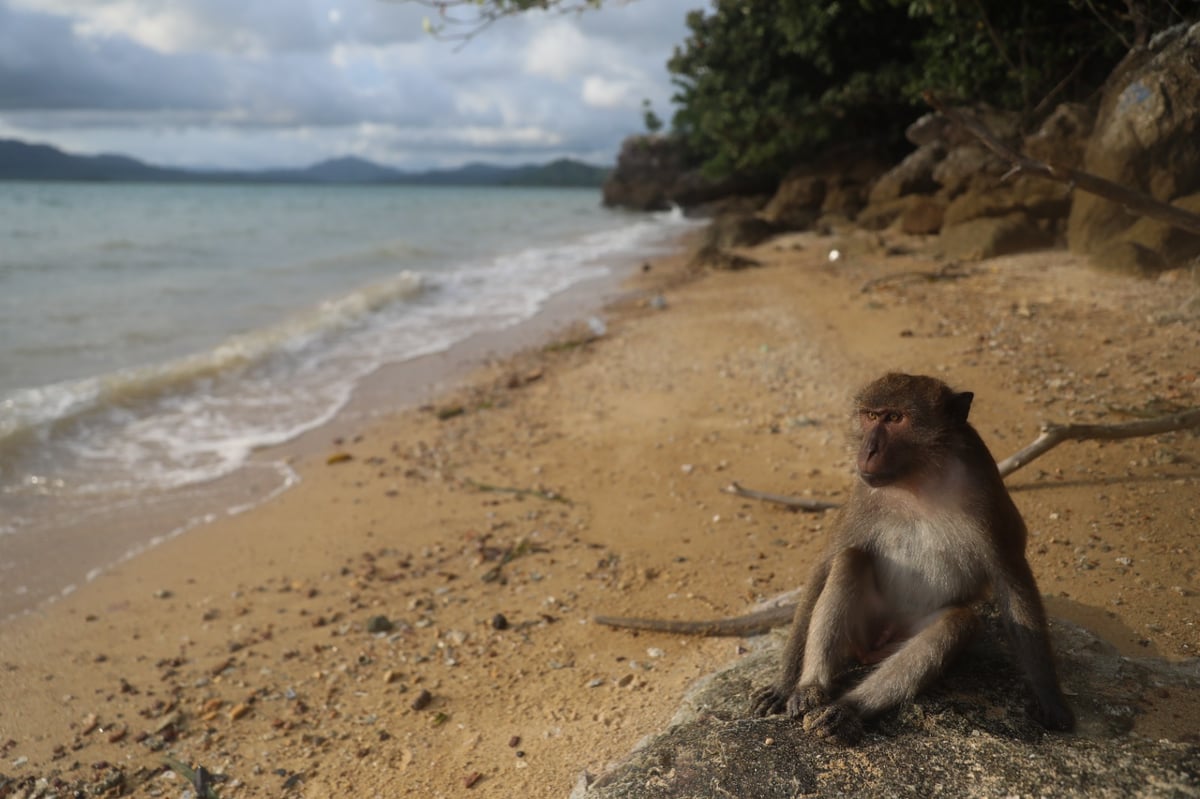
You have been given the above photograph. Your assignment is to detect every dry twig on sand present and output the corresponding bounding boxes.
[995,407,1200,477]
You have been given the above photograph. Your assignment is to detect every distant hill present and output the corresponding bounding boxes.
[0,138,611,188]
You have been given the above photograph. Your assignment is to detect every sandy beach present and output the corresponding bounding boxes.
[1,229,1198,797]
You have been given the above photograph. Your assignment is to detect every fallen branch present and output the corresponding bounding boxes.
[860,262,971,293]
[995,407,1200,477]
[722,481,840,512]
[726,407,1200,508]
[462,478,571,504]
[923,91,1200,237]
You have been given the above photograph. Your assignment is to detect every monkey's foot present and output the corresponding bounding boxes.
[802,701,864,745]
[1028,695,1076,732]
[749,685,790,717]
[786,684,832,719]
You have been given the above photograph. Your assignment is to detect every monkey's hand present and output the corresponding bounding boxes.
[1028,694,1075,732]
[786,683,832,719]
[802,701,864,745]
[749,684,791,717]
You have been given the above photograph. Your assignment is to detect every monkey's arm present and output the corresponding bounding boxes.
[594,603,796,637]
[994,558,1075,732]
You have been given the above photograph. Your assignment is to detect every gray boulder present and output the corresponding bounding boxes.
[1068,21,1200,273]
[572,611,1199,799]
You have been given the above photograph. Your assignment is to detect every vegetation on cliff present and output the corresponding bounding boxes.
[422,1,1197,180]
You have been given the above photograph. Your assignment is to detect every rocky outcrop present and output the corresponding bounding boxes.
[759,153,891,232]
[602,135,776,212]
[1068,21,1200,274]
[572,611,1200,799]
[848,104,1088,260]
[601,135,689,212]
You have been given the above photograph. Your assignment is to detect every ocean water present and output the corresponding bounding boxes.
[0,182,696,616]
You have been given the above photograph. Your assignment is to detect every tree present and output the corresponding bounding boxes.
[407,1,1199,179]
[667,1,924,179]
[641,100,663,134]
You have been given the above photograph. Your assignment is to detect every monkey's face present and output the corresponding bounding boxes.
[855,408,917,487]
[851,373,975,489]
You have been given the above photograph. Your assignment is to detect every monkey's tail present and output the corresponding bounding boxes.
[593,604,796,637]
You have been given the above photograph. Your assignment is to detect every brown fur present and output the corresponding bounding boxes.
[749,373,1074,743]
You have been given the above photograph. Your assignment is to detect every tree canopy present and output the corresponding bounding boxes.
[414,1,1199,178]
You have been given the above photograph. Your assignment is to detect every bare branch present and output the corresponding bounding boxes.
[722,481,840,512]
[996,407,1200,477]
[860,262,972,293]
[923,92,1200,237]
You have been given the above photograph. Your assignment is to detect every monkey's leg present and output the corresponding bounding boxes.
[806,605,979,745]
[787,547,878,721]
[750,557,831,717]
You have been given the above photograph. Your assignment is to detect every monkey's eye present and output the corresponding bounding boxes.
[884,411,903,423]
[864,411,879,422]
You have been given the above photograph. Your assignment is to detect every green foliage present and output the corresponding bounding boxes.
[666,0,1197,179]
[415,0,1197,180]
[641,99,664,134]
[667,1,924,179]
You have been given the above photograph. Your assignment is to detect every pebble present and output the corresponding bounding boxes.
[411,689,434,711]
[366,615,394,634]
[491,613,509,630]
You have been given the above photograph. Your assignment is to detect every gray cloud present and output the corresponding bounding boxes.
[0,0,699,169]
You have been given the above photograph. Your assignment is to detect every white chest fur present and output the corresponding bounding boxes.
[868,464,991,619]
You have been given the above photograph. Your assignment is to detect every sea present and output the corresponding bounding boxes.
[0,181,698,619]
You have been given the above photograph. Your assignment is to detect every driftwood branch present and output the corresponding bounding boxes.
[860,262,971,293]
[727,408,1200,509]
[923,92,1200,237]
[461,477,571,504]
[722,481,840,512]
[995,407,1200,477]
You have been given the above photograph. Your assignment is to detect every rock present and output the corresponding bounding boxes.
[701,213,780,249]
[601,135,687,212]
[760,169,826,230]
[899,196,946,235]
[938,213,1055,260]
[867,142,944,206]
[854,197,913,231]
[601,135,777,212]
[1023,102,1093,170]
[689,244,763,272]
[572,612,1200,799]
[1111,192,1200,272]
[942,177,1071,227]
[1068,21,1200,271]
[1090,240,1169,278]
[930,144,1005,198]
[365,615,394,634]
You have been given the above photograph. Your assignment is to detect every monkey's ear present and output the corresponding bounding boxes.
[948,391,974,423]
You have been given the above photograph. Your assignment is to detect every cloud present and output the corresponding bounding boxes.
[582,76,634,109]
[0,0,701,168]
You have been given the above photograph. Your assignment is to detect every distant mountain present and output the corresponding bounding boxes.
[0,138,611,188]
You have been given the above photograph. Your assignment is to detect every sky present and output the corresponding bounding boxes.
[0,0,703,170]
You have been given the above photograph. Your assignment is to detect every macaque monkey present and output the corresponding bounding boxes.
[748,372,1074,743]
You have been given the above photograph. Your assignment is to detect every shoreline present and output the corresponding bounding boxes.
[0,229,1196,797]
[0,233,683,624]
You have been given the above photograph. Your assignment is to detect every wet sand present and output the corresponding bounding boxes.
[1,229,1197,797]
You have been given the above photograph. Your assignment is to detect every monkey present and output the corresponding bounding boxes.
[594,373,1074,744]
[744,372,1074,743]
